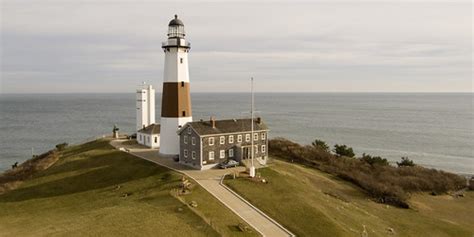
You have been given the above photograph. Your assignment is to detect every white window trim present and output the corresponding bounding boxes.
[209,137,214,146]
[262,145,266,153]
[192,137,196,145]
[220,150,225,159]
[209,151,215,160]
[184,149,188,158]
[255,145,258,154]
[254,133,258,141]
[261,133,266,140]
[229,135,234,144]
[237,135,242,143]
[220,136,225,145]
[192,151,196,159]
[229,148,234,158]
[245,134,250,142]
[187,127,192,134]
[184,135,188,144]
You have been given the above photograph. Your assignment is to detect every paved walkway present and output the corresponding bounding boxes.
[110,140,294,237]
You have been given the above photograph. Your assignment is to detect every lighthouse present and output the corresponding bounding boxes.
[159,15,192,155]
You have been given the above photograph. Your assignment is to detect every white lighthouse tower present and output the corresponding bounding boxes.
[136,83,155,131]
[159,15,192,155]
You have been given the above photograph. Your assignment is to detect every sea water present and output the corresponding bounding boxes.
[0,93,472,175]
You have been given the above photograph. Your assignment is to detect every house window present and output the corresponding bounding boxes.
[255,145,258,154]
[220,136,225,145]
[209,151,215,160]
[184,149,188,158]
[182,111,186,116]
[237,135,242,143]
[229,135,234,144]
[187,127,192,134]
[192,151,196,160]
[180,58,183,64]
[184,135,188,144]
[229,149,234,158]
[254,133,258,141]
[209,137,214,146]
[192,137,196,145]
[262,145,266,153]
[220,150,225,159]
[261,133,266,140]
[154,137,158,143]
[245,134,250,142]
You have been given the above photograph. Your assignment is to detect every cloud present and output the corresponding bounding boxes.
[1,0,472,93]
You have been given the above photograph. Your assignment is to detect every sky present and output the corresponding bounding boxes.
[0,0,472,93]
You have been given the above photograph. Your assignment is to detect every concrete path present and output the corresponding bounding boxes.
[110,140,294,237]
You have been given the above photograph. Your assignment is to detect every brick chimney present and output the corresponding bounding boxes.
[210,116,216,128]
[256,117,262,124]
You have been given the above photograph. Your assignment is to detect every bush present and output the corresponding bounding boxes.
[397,157,415,167]
[360,153,389,166]
[269,138,466,208]
[55,143,69,151]
[311,139,329,152]
[333,144,355,157]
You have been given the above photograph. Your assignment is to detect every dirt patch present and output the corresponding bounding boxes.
[0,150,60,195]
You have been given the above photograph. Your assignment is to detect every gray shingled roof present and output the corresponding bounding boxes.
[138,124,160,135]
[180,118,268,136]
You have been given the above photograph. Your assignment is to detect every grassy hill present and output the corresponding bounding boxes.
[224,159,474,237]
[0,139,258,237]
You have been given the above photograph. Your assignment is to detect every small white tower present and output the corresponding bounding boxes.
[136,83,155,131]
[159,15,192,155]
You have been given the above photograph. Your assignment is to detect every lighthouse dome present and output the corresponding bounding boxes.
[168,15,184,26]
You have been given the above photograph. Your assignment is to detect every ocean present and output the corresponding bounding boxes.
[0,93,472,175]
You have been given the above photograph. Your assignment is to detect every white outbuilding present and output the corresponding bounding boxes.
[137,124,160,148]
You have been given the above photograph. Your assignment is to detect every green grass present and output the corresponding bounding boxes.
[225,159,474,237]
[0,139,258,237]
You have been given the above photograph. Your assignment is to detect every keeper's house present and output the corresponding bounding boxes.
[178,117,269,170]
[137,124,160,148]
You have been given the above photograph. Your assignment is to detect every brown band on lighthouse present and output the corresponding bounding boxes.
[161,82,192,117]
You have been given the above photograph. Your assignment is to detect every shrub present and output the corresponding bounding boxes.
[311,139,329,152]
[360,153,389,166]
[55,143,69,151]
[397,157,415,167]
[333,144,355,157]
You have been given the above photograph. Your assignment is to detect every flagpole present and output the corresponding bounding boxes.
[250,77,255,178]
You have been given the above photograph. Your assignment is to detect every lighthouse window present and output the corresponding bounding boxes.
[182,111,186,116]
[180,58,183,64]
[181,81,184,87]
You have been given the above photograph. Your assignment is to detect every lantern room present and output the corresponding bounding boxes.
[167,15,185,38]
